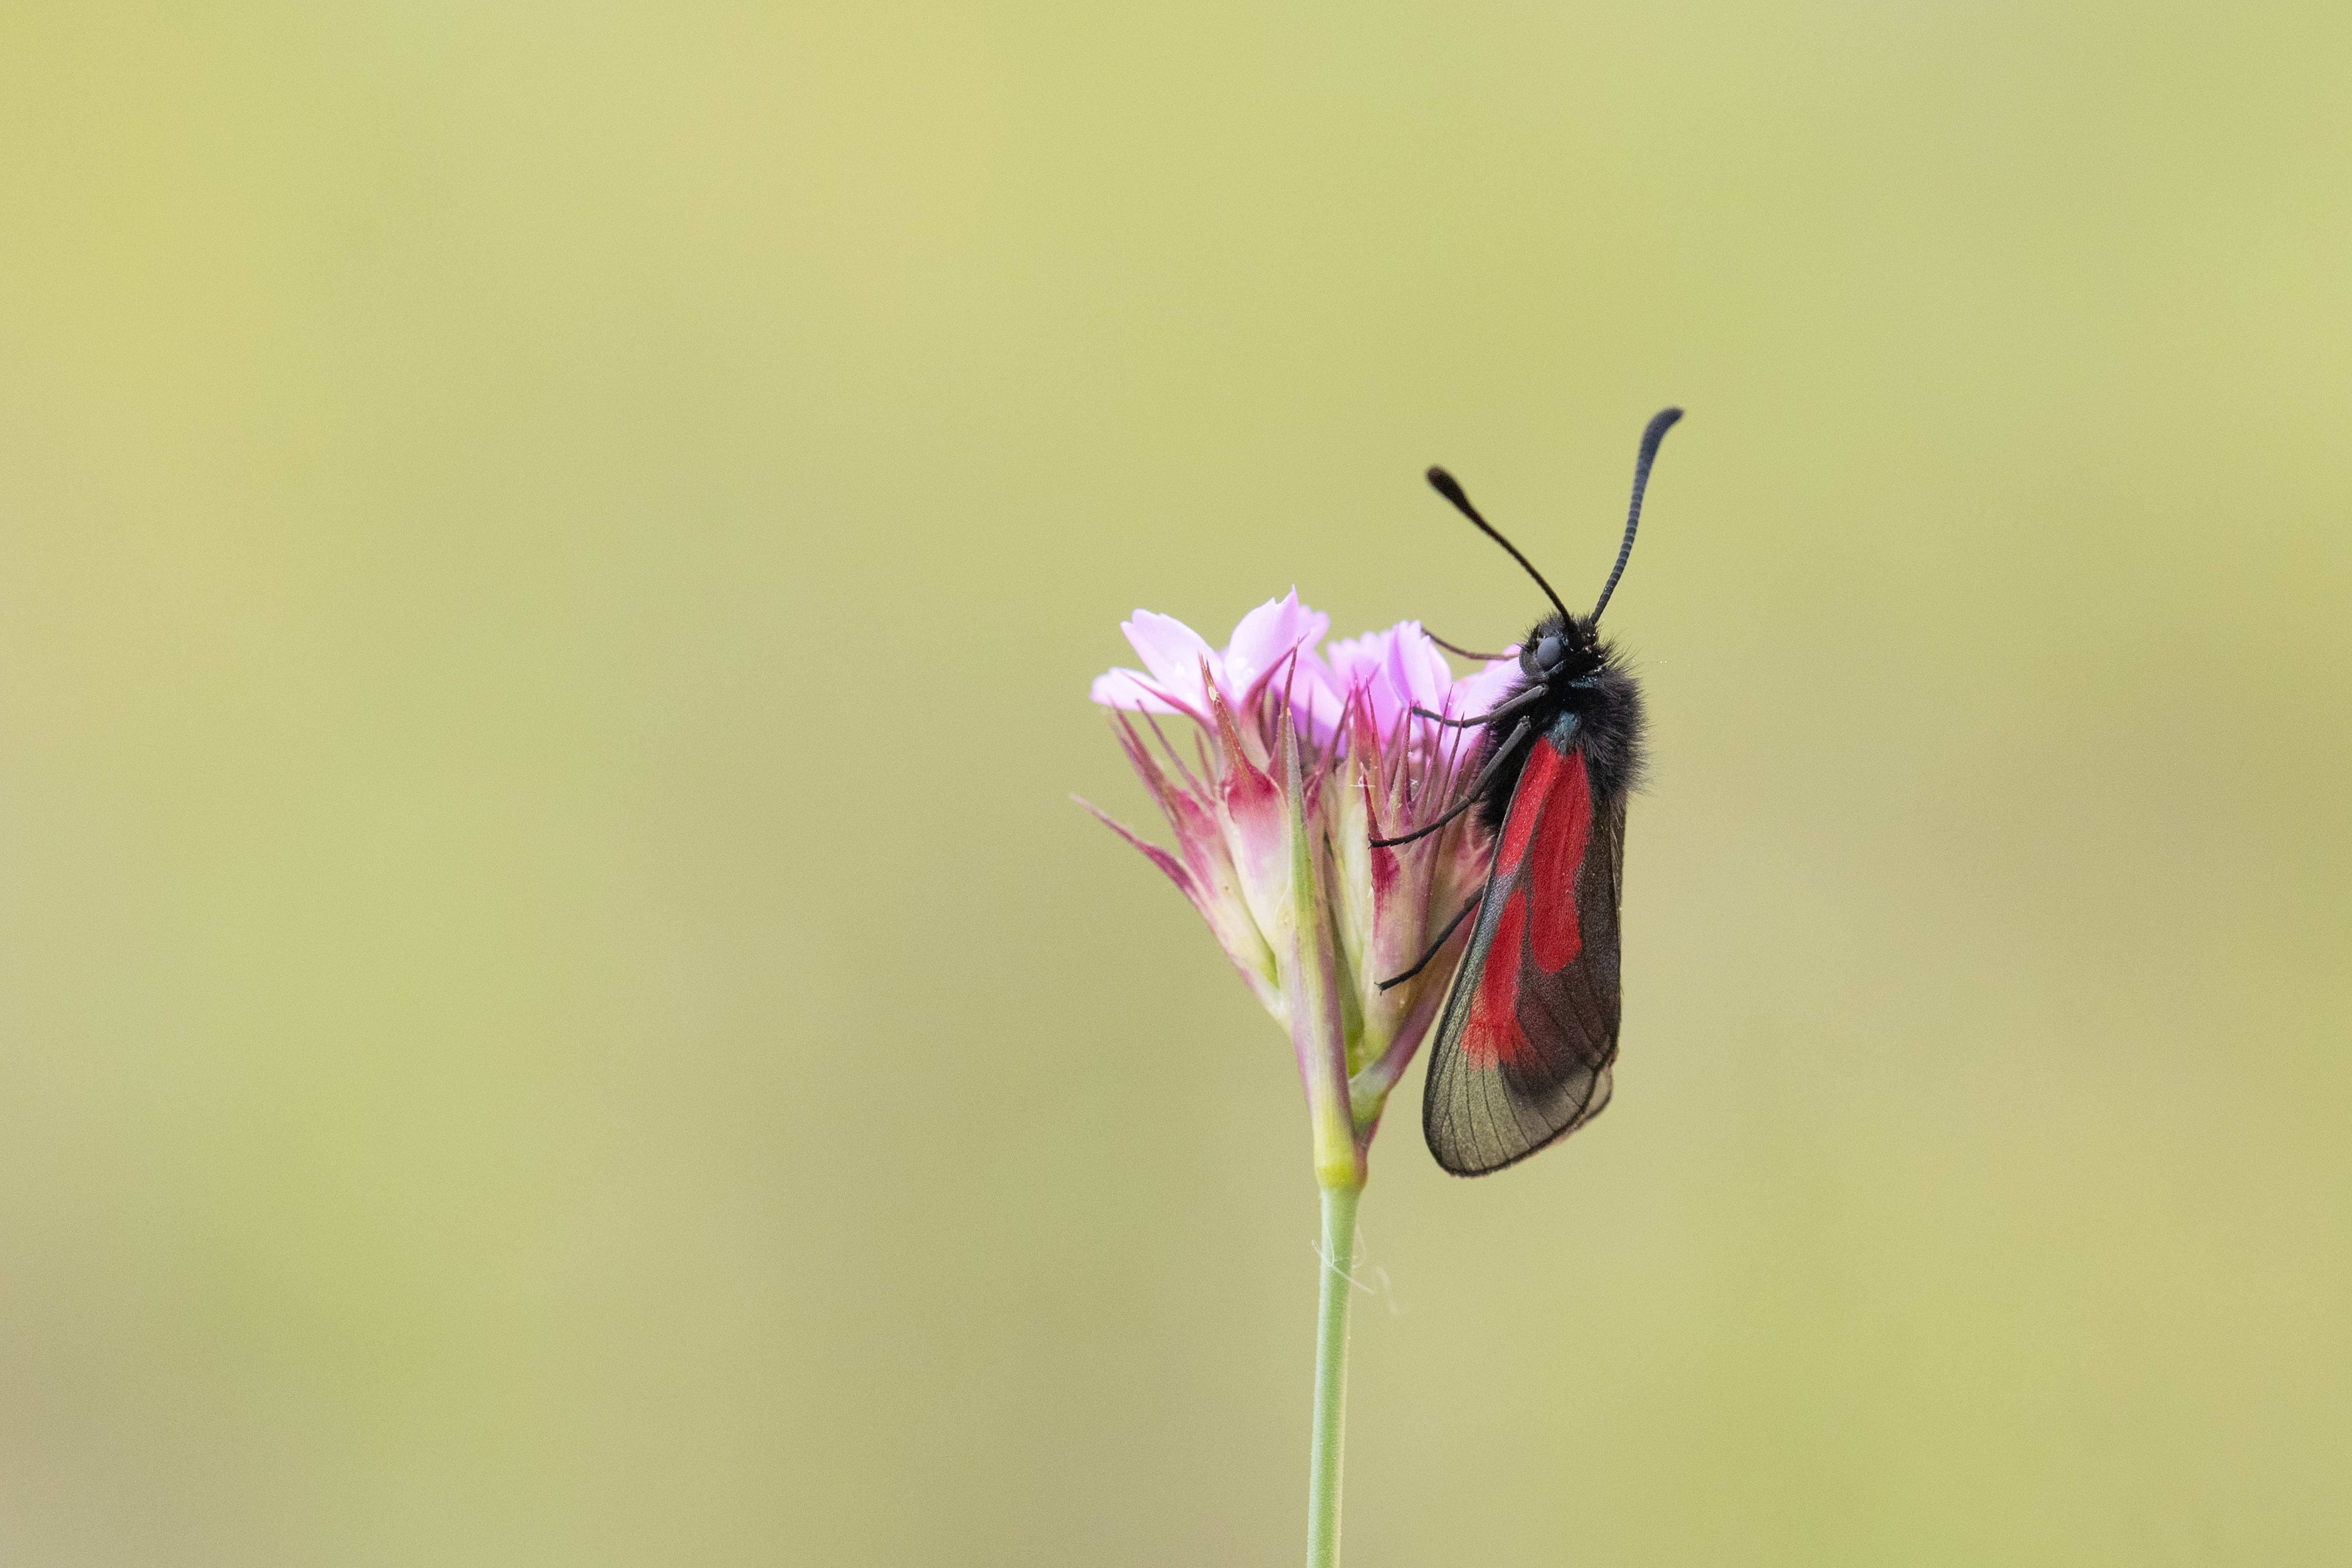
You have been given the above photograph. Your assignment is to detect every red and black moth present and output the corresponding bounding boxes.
[1374,409,1682,1175]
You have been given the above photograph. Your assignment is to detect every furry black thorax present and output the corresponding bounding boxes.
[1470,611,1645,837]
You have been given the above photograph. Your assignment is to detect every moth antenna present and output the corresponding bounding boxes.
[1424,631,1511,662]
[1591,407,1683,624]
[1425,467,1572,626]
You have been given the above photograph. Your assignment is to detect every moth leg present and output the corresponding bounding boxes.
[1369,717,1533,848]
[1376,891,1484,992]
[1410,686,1545,729]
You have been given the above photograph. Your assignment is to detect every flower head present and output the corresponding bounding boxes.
[1081,594,1517,1188]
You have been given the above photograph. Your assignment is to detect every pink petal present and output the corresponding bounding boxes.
[1223,589,1330,695]
[1448,654,1523,720]
[1090,668,1178,711]
[1384,622,1456,714]
[1320,628,1387,690]
[1120,611,1221,709]
[1252,637,1347,746]
[1316,627,1393,732]
[1288,668,1350,748]
[1089,668,1214,726]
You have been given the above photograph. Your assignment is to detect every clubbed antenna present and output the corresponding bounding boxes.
[1591,407,1682,624]
[1425,466,1572,626]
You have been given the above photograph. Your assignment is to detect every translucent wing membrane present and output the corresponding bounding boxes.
[1422,719,1627,1176]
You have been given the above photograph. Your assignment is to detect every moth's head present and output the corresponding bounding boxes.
[1425,406,1679,690]
[1521,613,1600,681]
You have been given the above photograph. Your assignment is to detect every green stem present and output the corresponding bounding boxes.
[1306,1181,1362,1568]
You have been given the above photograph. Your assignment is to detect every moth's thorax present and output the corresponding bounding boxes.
[1472,616,1646,837]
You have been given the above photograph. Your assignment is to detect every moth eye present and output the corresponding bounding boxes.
[1534,634,1567,672]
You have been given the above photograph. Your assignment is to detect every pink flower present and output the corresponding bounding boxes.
[1081,595,1515,1188]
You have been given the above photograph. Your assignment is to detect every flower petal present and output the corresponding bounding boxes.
[1448,653,1524,721]
[1090,668,1216,728]
[1318,628,1392,733]
[1120,610,1222,709]
[1321,632,1382,690]
[1224,589,1330,698]
[1286,665,1350,748]
[1384,622,1456,717]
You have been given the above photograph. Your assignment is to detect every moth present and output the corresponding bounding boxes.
[1374,409,1682,1175]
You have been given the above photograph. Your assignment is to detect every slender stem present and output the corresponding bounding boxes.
[1306,1182,1362,1568]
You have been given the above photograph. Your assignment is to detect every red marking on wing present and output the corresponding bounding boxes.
[1497,742,1559,870]
[1463,738,1597,1071]
[1527,751,1593,973]
[1462,887,1527,1069]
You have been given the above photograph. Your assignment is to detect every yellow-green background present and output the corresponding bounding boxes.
[2,4,2346,1564]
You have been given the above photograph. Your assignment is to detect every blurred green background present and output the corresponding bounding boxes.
[2,3,2347,1564]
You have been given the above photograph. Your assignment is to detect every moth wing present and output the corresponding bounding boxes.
[1422,728,1625,1177]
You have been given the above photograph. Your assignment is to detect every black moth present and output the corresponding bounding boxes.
[1374,408,1682,1175]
